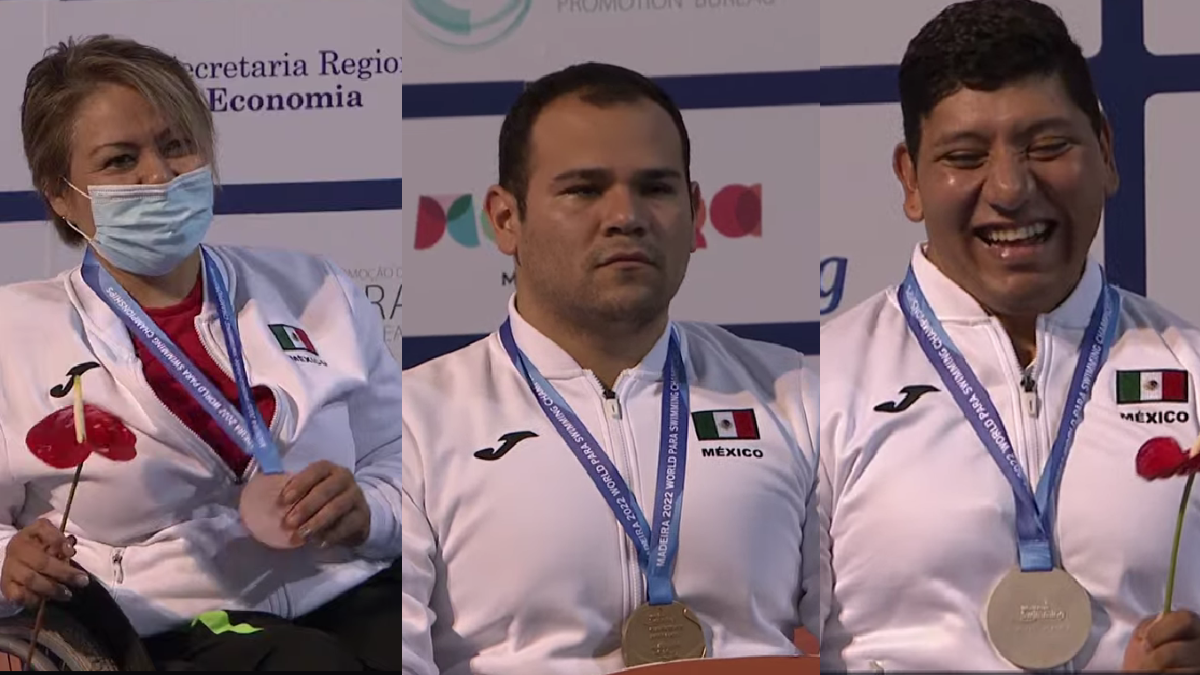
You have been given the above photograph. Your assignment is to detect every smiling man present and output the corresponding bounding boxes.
[400,63,818,675]
[820,0,1200,671]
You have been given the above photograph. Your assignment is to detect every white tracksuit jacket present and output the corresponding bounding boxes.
[0,244,404,636]
[401,298,819,675]
[820,245,1200,671]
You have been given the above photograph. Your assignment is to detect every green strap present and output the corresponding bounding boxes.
[192,610,263,635]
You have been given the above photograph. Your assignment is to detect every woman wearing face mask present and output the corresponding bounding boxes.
[0,36,403,671]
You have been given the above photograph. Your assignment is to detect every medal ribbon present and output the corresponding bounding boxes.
[898,266,1119,571]
[500,320,690,606]
[81,246,283,475]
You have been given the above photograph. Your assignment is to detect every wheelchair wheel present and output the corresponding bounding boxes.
[0,605,119,671]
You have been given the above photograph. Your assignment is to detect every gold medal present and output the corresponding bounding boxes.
[621,601,707,667]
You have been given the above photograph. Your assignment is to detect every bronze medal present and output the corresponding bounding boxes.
[621,601,707,667]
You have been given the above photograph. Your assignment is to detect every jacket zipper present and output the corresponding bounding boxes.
[999,319,1045,489]
[1020,372,1039,419]
[111,548,124,584]
[591,373,644,624]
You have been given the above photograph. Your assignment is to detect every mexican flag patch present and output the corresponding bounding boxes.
[1116,369,1189,404]
[269,324,319,356]
[692,409,760,441]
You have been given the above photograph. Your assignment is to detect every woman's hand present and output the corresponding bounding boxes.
[1,519,88,606]
[279,461,371,548]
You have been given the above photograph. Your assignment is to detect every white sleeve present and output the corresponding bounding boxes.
[797,357,822,649]
[0,425,26,617]
[401,417,440,675]
[817,352,837,666]
[816,424,833,641]
[330,262,404,561]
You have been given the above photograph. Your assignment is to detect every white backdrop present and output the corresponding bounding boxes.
[0,0,402,364]
[402,0,818,369]
[820,0,1200,333]
[6,1,1186,371]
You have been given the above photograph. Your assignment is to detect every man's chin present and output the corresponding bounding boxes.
[587,289,668,324]
[975,277,1076,317]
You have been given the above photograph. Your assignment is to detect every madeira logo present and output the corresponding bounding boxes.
[406,0,532,53]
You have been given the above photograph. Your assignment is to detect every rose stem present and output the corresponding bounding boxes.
[23,377,87,670]
[1164,473,1196,615]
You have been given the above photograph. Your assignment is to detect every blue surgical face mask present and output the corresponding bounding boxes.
[65,165,215,277]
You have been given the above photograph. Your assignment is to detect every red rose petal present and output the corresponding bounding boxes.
[1136,436,1200,480]
[26,407,93,470]
[25,404,138,469]
[93,424,137,462]
[81,405,138,462]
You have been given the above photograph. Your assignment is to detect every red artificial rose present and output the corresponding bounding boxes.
[1136,436,1200,480]
[25,404,138,470]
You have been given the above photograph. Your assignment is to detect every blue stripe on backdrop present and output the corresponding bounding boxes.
[0,191,41,223]
[402,320,819,370]
[0,179,402,223]
[403,70,819,119]
[818,0,1200,299]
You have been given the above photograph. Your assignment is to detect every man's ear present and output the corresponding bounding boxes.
[486,185,521,259]
[893,142,924,223]
[689,181,701,252]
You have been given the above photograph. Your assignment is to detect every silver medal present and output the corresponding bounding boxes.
[986,567,1092,670]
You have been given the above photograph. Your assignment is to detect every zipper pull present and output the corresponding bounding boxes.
[1021,373,1039,418]
[112,549,125,584]
[603,387,621,420]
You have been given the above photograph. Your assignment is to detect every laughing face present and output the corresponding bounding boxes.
[894,73,1119,317]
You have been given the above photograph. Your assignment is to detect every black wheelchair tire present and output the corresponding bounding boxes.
[0,606,120,671]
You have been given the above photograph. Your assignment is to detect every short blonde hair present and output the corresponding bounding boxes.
[20,35,217,246]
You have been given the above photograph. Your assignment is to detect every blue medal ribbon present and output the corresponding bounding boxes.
[499,320,690,605]
[898,266,1119,570]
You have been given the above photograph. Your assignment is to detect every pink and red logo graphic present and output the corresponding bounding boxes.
[413,184,762,250]
[694,183,761,249]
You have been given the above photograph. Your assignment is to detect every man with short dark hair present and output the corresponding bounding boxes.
[401,62,818,674]
[820,0,1200,671]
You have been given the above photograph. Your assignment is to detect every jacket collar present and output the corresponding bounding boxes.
[65,245,235,360]
[502,294,684,383]
[907,243,1105,330]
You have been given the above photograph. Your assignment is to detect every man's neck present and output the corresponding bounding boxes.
[921,244,1080,370]
[514,296,668,391]
[101,249,202,309]
[996,314,1038,368]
